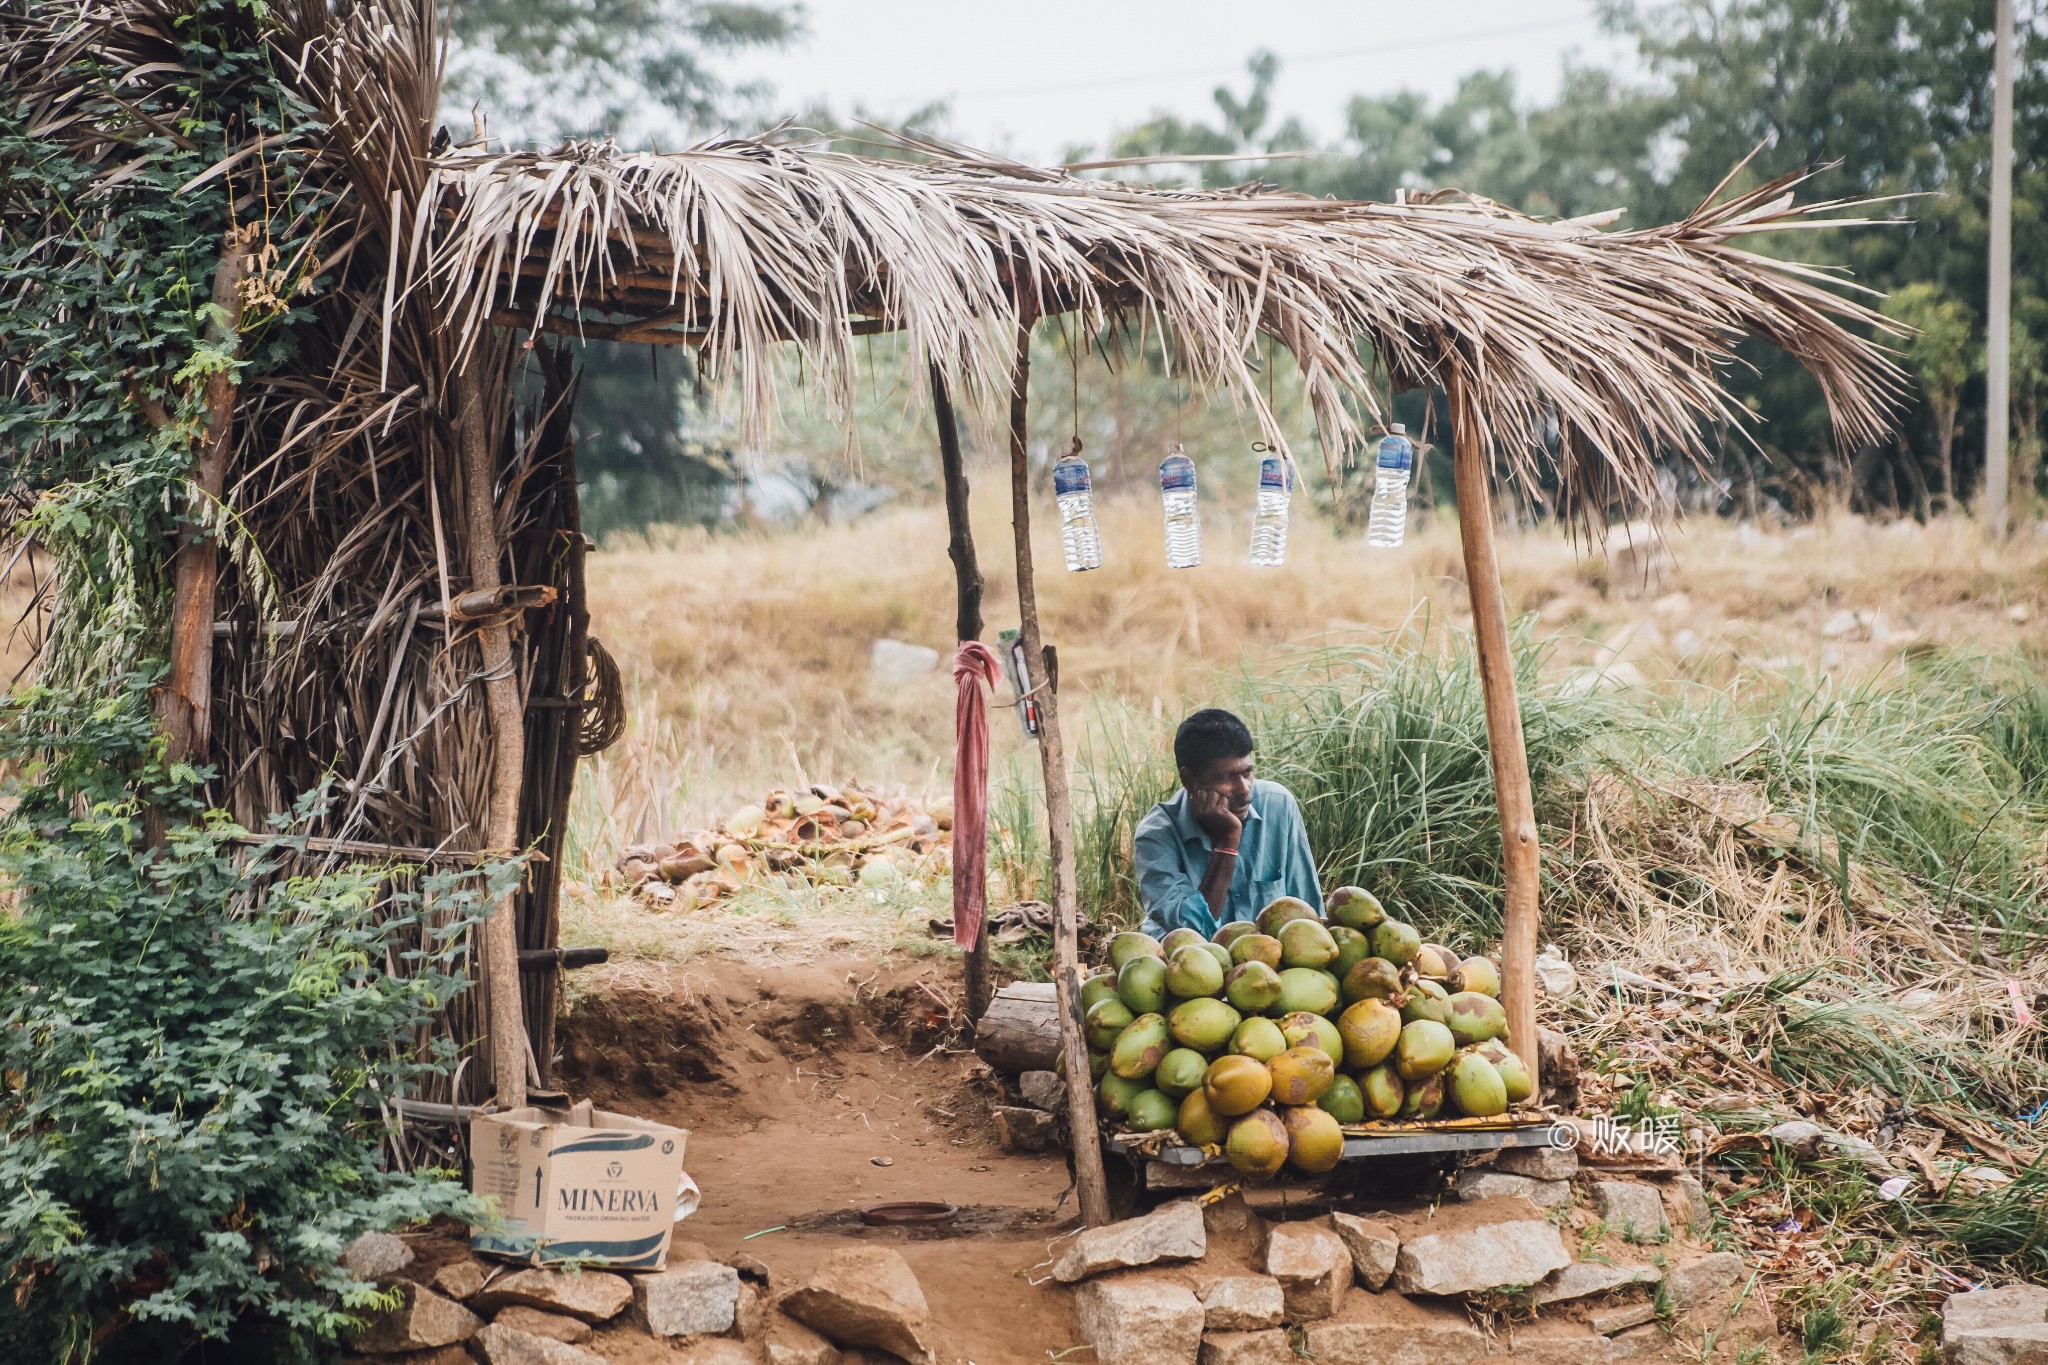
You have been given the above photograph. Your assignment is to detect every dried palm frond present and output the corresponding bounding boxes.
[422,134,1907,522]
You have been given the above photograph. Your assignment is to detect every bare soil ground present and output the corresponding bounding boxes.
[555,956,1083,1364]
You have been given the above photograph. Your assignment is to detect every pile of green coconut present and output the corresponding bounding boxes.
[1074,889,1531,1176]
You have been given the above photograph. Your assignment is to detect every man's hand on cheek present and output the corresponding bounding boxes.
[1189,787,1243,848]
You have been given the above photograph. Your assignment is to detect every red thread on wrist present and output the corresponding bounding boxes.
[1214,844,1240,856]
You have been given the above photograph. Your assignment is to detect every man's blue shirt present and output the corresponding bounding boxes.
[1133,779,1323,939]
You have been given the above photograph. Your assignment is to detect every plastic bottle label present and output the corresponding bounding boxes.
[1376,437,1413,475]
[1159,456,1196,492]
[1053,460,1092,496]
[1258,457,1290,492]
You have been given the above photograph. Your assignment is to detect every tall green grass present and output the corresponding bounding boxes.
[994,632,2048,956]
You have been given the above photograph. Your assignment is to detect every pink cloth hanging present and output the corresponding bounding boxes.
[951,641,1004,951]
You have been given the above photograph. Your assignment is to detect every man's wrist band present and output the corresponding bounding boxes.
[1214,845,1240,857]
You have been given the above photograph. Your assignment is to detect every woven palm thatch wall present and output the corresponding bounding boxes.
[4,0,1904,1115]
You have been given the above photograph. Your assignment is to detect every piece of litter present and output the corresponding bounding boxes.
[872,1157,893,1167]
[743,1225,786,1240]
[1876,1177,1911,1201]
[1773,1217,1803,1232]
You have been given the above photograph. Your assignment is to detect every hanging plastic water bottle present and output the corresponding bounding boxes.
[1249,445,1292,567]
[1053,442,1102,572]
[1159,445,1201,568]
[1366,423,1415,549]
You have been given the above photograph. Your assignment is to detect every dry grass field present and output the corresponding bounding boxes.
[574,490,2047,853]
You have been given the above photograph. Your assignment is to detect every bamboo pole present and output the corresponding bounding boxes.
[454,361,529,1112]
[1007,319,1112,1226]
[1448,375,1541,1087]
[158,225,251,766]
[932,361,993,1023]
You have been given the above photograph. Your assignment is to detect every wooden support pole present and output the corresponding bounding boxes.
[157,226,251,766]
[1007,318,1112,1227]
[932,361,993,1023]
[1448,375,1541,1087]
[454,361,529,1113]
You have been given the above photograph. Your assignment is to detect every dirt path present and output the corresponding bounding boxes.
[556,956,1083,1364]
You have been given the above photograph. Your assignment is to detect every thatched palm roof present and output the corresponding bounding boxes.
[424,138,1905,511]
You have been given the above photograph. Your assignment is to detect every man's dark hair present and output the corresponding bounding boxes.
[1175,708,1255,777]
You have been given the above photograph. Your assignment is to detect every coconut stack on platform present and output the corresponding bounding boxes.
[1077,889,1534,1176]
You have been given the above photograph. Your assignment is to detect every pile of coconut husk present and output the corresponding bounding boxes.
[618,783,953,910]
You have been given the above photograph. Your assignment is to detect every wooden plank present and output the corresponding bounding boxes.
[1007,317,1112,1227]
[1448,373,1542,1087]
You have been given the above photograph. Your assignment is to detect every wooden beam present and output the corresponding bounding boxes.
[1448,373,1541,1088]
[1007,318,1112,1226]
[453,361,530,1113]
[487,308,898,347]
[157,226,251,767]
[933,361,994,1023]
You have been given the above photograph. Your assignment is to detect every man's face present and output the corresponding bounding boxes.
[1184,753,1255,818]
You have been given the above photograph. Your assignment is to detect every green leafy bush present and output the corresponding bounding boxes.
[0,677,511,1363]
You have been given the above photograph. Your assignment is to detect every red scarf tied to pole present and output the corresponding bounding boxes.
[952,641,1004,950]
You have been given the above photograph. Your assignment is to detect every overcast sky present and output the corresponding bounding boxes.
[717,1,1633,163]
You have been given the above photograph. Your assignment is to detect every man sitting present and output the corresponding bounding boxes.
[1133,708,1322,938]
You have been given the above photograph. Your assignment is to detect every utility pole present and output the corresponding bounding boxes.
[1985,0,2015,537]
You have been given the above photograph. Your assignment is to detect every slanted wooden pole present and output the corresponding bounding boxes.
[454,361,529,1112]
[1007,317,1112,1226]
[157,225,251,766]
[1448,374,1540,1088]
[932,361,994,1023]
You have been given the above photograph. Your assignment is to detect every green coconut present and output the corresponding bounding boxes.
[1329,925,1374,978]
[1360,1061,1406,1119]
[1275,967,1339,1018]
[1230,1016,1289,1063]
[1326,885,1388,931]
[1229,932,1284,970]
[1085,997,1135,1052]
[1168,997,1242,1052]
[1223,960,1285,1015]
[1097,1071,1148,1118]
[1160,927,1207,958]
[1165,944,1226,1000]
[1336,999,1402,1069]
[1400,979,1454,1026]
[1277,917,1339,970]
[1447,1052,1508,1118]
[1394,1019,1456,1080]
[1446,991,1508,1046]
[1126,1088,1180,1132]
[1116,955,1169,1014]
[1318,1074,1367,1124]
[1254,896,1319,938]
[1276,1011,1343,1063]
[1213,920,1260,949]
[1109,1013,1170,1080]
[1155,1047,1211,1099]
[1225,1108,1290,1175]
[1107,931,1165,970]
[1081,972,1121,1015]
[1369,919,1422,967]
[1341,957,1404,1004]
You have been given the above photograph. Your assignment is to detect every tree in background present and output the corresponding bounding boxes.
[1885,283,1979,512]
[445,0,800,143]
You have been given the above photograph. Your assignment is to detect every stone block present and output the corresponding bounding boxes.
[633,1260,742,1338]
[431,1259,487,1302]
[1530,1261,1661,1307]
[1391,1217,1571,1297]
[472,1268,633,1323]
[1454,1169,1570,1208]
[1053,1200,1206,1284]
[1663,1252,1747,1315]
[1018,1070,1066,1112]
[347,1284,481,1354]
[1301,1318,1489,1365]
[1662,1175,1712,1237]
[491,1307,590,1344]
[993,1105,1061,1153]
[764,1311,842,1365]
[1494,1145,1581,1181]
[1590,1301,1659,1335]
[1328,1212,1398,1291]
[1944,1286,2048,1365]
[1591,1180,1670,1241]
[1074,1276,1204,1365]
[1608,1324,1669,1360]
[1199,1329,1297,1365]
[780,1247,933,1365]
[340,1231,414,1282]
[671,1340,766,1365]
[467,1322,606,1365]
[1262,1220,1351,1321]
[1200,1276,1284,1331]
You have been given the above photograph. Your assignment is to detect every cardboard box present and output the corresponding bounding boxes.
[469,1100,689,1269]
